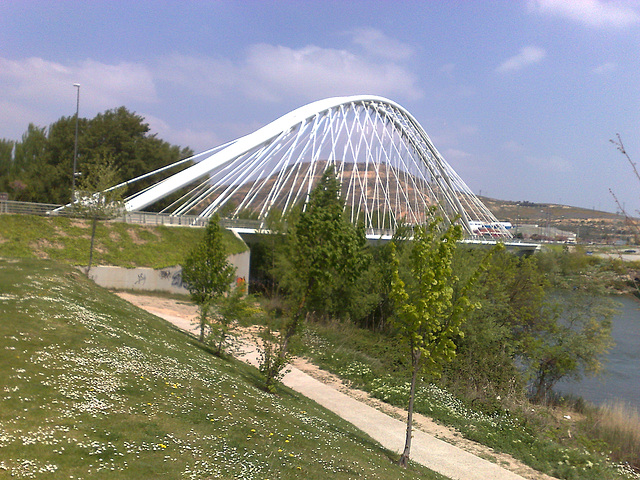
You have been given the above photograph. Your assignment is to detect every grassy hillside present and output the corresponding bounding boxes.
[0,214,246,268]
[0,258,443,479]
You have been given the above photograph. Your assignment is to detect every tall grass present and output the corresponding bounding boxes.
[588,401,640,470]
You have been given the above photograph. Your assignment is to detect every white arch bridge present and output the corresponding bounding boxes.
[118,95,512,240]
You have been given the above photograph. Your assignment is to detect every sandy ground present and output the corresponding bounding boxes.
[116,291,557,480]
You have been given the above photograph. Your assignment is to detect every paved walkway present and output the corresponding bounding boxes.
[139,304,528,480]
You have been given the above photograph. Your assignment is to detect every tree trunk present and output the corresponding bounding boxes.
[199,303,210,343]
[87,215,98,277]
[217,329,225,356]
[399,348,421,467]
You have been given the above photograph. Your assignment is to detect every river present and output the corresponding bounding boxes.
[556,295,640,407]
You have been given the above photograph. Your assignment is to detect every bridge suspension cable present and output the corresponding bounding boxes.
[123,95,510,238]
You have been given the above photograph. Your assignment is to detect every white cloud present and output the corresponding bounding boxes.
[496,46,547,73]
[592,61,618,74]
[529,0,640,28]
[143,114,224,154]
[526,154,572,172]
[439,63,456,76]
[0,32,422,149]
[443,148,473,160]
[242,43,422,101]
[155,54,236,99]
[158,41,423,103]
[501,140,526,154]
[77,60,157,108]
[349,28,414,61]
[0,57,157,109]
[0,57,158,139]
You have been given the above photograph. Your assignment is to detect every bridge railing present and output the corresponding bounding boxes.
[0,200,69,216]
[0,200,264,230]
[0,201,530,243]
[120,211,208,227]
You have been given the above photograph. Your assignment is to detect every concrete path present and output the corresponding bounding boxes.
[142,306,527,480]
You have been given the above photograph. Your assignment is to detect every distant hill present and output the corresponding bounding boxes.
[480,197,637,243]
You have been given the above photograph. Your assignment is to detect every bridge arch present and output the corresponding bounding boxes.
[122,95,509,238]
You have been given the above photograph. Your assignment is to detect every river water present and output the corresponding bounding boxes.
[556,295,640,407]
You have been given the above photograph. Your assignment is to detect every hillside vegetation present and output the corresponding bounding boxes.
[0,258,443,479]
[0,214,246,268]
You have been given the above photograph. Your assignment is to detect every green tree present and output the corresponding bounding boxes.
[261,167,370,391]
[525,287,615,403]
[73,156,125,276]
[356,225,414,332]
[181,215,236,343]
[452,249,524,400]
[211,281,258,356]
[1,107,192,205]
[389,218,480,467]
[0,139,14,186]
[277,166,370,321]
[448,249,616,405]
[10,124,49,201]
[80,107,193,203]
[256,316,296,394]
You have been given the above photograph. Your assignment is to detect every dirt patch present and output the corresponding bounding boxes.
[29,239,64,259]
[127,228,147,245]
[116,291,199,323]
[70,219,90,229]
[53,226,68,237]
[109,231,122,243]
[118,292,557,480]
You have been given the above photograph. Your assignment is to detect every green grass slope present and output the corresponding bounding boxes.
[0,215,246,269]
[0,258,443,479]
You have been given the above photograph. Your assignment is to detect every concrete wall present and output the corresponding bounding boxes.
[87,250,250,295]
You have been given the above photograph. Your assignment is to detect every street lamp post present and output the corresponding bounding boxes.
[71,83,81,202]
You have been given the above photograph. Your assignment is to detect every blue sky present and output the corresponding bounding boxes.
[1,0,639,213]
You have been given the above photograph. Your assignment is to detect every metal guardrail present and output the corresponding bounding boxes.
[120,211,208,227]
[0,200,264,230]
[0,200,69,216]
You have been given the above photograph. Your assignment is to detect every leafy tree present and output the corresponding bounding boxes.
[181,215,236,343]
[211,281,258,356]
[488,253,615,403]
[80,107,193,204]
[0,139,14,186]
[389,218,483,467]
[441,248,522,402]
[525,286,615,403]
[276,166,370,321]
[9,124,49,201]
[248,209,289,296]
[446,248,616,405]
[73,156,125,276]
[261,167,370,391]
[1,108,192,206]
[356,225,414,332]
[256,317,295,394]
